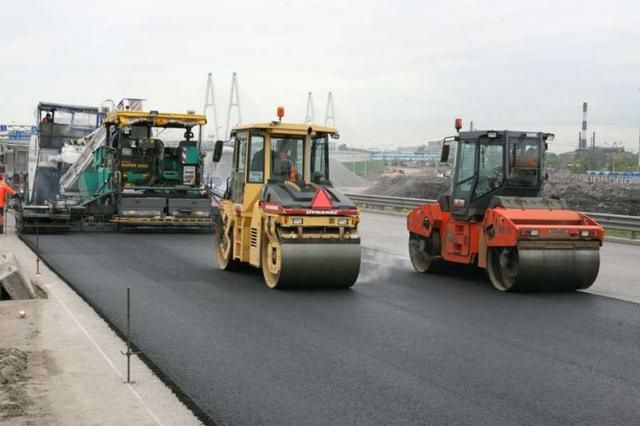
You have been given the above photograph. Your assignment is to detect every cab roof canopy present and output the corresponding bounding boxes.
[37,102,100,115]
[232,122,337,136]
[104,110,207,128]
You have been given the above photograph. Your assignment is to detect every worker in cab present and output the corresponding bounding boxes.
[511,145,539,184]
[513,145,539,169]
[0,174,18,233]
[273,140,298,181]
[41,113,53,124]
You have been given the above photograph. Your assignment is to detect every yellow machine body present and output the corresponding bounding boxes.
[214,121,361,288]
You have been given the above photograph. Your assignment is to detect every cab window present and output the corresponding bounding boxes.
[248,134,264,183]
[473,139,504,199]
[231,132,247,202]
[271,137,303,181]
[453,140,476,199]
[235,132,247,173]
[508,137,540,186]
[310,135,329,184]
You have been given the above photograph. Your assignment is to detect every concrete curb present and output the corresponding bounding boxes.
[0,252,36,299]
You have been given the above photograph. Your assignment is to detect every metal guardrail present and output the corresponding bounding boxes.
[344,192,640,235]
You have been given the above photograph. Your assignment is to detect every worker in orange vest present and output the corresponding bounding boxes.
[275,141,298,181]
[0,174,17,233]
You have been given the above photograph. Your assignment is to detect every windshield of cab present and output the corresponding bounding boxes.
[453,137,506,201]
[271,137,304,182]
[507,136,541,186]
[267,134,330,184]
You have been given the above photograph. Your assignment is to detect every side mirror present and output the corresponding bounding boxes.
[212,140,224,163]
[440,144,450,163]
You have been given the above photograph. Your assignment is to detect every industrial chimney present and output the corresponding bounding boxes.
[580,102,588,150]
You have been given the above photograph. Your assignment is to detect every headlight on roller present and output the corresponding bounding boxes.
[291,217,303,225]
[338,218,349,226]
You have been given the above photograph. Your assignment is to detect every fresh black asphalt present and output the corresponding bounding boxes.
[24,233,640,425]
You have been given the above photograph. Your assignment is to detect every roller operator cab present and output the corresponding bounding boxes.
[407,122,604,291]
[213,108,361,289]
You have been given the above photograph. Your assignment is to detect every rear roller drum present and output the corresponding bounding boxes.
[487,246,600,292]
[409,232,440,273]
[214,215,238,270]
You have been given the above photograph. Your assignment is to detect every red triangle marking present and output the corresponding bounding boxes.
[311,188,333,209]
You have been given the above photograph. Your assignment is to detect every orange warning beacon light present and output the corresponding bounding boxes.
[277,106,285,122]
[454,118,463,133]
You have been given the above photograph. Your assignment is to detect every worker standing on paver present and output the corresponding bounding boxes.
[0,173,17,233]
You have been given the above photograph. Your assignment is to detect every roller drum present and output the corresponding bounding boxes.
[264,240,361,289]
[488,246,600,292]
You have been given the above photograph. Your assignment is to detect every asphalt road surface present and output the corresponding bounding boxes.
[24,229,640,425]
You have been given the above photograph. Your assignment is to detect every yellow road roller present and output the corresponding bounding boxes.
[212,108,361,288]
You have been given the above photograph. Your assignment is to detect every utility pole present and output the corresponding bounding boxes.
[304,92,315,124]
[324,92,335,127]
[225,72,242,138]
[203,72,219,141]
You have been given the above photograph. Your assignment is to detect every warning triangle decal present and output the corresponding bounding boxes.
[310,188,334,209]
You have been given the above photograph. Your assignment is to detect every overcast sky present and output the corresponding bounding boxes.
[2,0,639,153]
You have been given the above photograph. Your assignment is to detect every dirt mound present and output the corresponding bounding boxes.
[367,174,640,216]
[544,176,640,216]
[365,175,449,200]
[0,348,30,420]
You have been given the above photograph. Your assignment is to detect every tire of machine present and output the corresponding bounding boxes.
[487,246,600,292]
[214,215,238,270]
[409,232,441,273]
[261,234,361,289]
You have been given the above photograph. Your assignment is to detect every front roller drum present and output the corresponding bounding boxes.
[262,237,361,289]
[487,246,600,292]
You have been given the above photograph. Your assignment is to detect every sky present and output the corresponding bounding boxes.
[1,0,639,153]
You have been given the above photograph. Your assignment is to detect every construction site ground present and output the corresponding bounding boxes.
[365,171,640,216]
[0,215,201,426]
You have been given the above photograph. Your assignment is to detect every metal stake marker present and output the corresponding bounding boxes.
[36,223,40,275]
[121,287,141,384]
